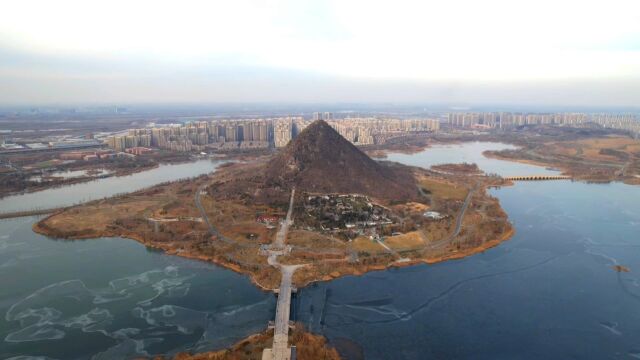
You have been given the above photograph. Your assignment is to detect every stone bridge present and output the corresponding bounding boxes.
[504,175,571,181]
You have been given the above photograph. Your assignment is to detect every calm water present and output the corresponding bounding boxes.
[0,159,223,213]
[386,141,559,177]
[2,143,640,359]
[295,143,640,359]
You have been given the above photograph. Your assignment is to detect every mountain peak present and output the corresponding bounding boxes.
[263,120,419,201]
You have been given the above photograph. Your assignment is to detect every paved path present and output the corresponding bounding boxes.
[426,184,476,251]
[263,188,303,360]
[374,238,408,262]
[269,263,303,360]
[195,183,235,245]
[273,188,295,249]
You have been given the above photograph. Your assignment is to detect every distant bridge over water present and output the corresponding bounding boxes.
[504,175,571,181]
[0,207,63,219]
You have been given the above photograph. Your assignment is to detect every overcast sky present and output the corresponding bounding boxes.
[1,0,639,107]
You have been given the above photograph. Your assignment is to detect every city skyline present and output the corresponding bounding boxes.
[1,0,640,106]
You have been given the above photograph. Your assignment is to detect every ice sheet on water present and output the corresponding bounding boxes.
[96,266,193,306]
[0,239,27,253]
[0,258,19,268]
[3,263,266,358]
[133,305,206,334]
[138,276,194,306]
[5,319,65,342]
[194,297,274,351]
[60,308,113,334]
[6,280,92,322]
[91,337,163,360]
[5,303,113,342]
[5,266,194,346]
[599,321,622,335]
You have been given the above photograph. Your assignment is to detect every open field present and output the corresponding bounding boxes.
[418,176,469,201]
[384,231,427,250]
[351,236,386,253]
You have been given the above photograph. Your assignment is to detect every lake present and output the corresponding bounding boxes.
[385,141,559,177]
[2,144,639,359]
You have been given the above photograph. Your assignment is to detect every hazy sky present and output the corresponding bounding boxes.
[1,0,640,107]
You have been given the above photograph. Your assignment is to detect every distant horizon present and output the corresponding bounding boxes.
[1,102,640,115]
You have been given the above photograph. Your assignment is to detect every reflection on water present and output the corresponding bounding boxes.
[0,159,222,213]
[0,217,274,359]
[296,143,640,359]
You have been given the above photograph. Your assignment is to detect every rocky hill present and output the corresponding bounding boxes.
[262,120,419,202]
[208,120,421,205]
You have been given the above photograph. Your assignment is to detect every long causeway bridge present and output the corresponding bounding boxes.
[504,175,571,181]
[262,188,300,360]
[0,207,63,220]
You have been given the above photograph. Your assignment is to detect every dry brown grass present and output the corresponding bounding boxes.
[385,231,426,250]
[204,198,279,244]
[44,198,165,233]
[402,202,430,213]
[350,236,385,253]
[576,137,637,148]
[419,177,468,201]
[288,229,345,250]
[574,137,640,161]
[547,142,579,157]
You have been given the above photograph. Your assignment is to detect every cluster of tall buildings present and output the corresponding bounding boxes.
[106,119,272,152]
[272,117,439,147]
[105,116,440,152]
[106,131,151,151]
[273,117,311,147]
[590,113,640,137]
[448,112,588,128]
[329,118,439,146]
[313,112,333,121]
[448,112,639,136]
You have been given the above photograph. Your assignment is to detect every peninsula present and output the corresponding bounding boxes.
[33,120,514,358]
[34,120,513,288]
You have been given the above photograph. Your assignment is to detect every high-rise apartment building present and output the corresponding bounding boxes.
[274,118,293,147]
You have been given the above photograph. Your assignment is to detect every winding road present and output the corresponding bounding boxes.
[426,183,476,251]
